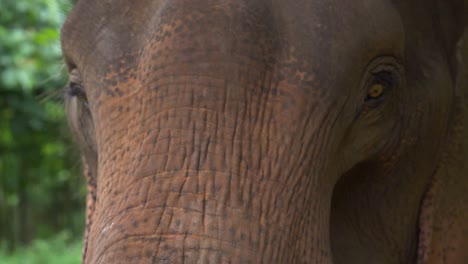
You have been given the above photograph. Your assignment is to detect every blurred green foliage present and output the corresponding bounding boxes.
[0,0,85,255]
[0,232,81,264]
[0,0,66,90]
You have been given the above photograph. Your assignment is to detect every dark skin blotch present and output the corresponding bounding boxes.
[115,88,124,97]
[240,232,246,240]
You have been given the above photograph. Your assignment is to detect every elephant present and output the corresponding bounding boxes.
[61,0,468,263]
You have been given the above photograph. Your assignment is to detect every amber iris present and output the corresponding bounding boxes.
[367,83,385,99]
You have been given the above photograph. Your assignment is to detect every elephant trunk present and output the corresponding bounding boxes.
[82,1,338,261]
[84,96,335,263]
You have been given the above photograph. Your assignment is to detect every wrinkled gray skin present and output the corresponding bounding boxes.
[61,0,468,263]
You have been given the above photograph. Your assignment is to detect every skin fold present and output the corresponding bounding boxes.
[61,0,468,263]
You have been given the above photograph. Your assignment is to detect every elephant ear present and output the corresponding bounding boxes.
[416,6,468,264]
[433,0,468,74]
[452,0,468,34]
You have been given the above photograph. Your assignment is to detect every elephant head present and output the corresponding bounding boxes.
[61,0,468,263]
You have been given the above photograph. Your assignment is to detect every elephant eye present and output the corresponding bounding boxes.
[365,70,397,102]
[65,69,88,106]
[367,83,385,99]
[68,82,86,99]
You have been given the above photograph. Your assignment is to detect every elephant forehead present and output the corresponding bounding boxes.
[62,0,403,100]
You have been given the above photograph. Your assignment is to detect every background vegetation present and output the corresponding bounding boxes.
[0,0,84,262]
